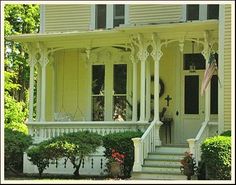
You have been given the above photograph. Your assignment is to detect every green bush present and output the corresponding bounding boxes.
[201,136,231,180]
[102,130,143,178]
[220,130,231,137]
[27,131,102,177]
[5,128,32,174]
[27,140,52,177]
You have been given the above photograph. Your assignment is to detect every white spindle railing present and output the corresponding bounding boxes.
[132,120,163,171]
[27,121,149,143]
[187,121,218,165]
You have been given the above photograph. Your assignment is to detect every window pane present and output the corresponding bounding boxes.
[96,5,106,29]
[92,65,105,95]
[113,4,125,27]
[207,5,219,19]
[92,96,104,121]
[113,96,126,121]
[114,5,125,16]
[114,19,124,27]
[185,76,199,114]
[114,64,127,94]
[186,5,199,21]
[210,75,218,114]
[184,54,206,70]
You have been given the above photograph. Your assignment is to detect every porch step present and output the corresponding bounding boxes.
[131,145,190,180]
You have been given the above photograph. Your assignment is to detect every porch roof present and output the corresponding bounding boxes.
[5,20,218,49]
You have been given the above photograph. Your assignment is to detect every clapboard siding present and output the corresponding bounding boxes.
[223,4,231,131]
[45,4,90,32]
[129,4,182,25]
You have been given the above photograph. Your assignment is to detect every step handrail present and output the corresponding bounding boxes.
[132,120,163,172]
[187,120,209,165]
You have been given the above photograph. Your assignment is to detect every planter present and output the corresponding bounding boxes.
[110,162,122,178]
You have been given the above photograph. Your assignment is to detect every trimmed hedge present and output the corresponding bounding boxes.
[102,130,143,178]
[201,135,231,180]
[5,128,33,173]
[220,130,231,137]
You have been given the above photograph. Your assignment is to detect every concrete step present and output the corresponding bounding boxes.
[147,152,184,160]
[142,165,181,173]
[131,171,187,180]
[155,146,189,154]
[144,158,181,167]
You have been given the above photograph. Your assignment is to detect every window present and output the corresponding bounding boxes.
[207,5,219,19]
[183,53,205,70]
[185,4,219,21]
[93,4,127,29]
[92,65,105,121]
[184,75,199,114]
[186,5,199,21]
[95,5,106,29]
[113,5,125,27]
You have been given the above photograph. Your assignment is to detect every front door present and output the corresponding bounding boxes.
[180,53,206,143]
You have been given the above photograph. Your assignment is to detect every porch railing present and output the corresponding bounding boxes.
[187,121,218,165]
[132,120,163,171]
[27,121,149,143]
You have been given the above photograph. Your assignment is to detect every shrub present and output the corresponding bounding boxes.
[102,130,143,178]
[5,128,32,174]
[201,136,231,180]
[27,131,103,177]
[220,130,231,137]
[27,140,52,177]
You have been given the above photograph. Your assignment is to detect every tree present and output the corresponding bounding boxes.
[4,4,39,102]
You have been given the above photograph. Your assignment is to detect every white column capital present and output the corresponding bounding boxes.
[151,33,163,62]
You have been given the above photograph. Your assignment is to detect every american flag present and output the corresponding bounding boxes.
[201,53,218,96]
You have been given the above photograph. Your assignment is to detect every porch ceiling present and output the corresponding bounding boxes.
[5,20,218,49]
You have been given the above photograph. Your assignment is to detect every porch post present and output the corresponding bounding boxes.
[130,43,138,122]
[138,34,148,121]
[28,48,37,122]
[132,137,142,171]
[51,55,56,121]
[151,33,163,146]
[145,59,151,121]
[36,63,41,121]
[38,46,49,122]
[130,34,148,122]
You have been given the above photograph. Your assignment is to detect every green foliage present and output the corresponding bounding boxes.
[27,140,52,177]
[5,128,33,173]
[220,130,231,137]
[27,131,103,177]
[201,136,231,180]
[102,130,143,178]
[4,4,39,102]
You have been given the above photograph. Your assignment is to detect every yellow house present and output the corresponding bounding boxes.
[6,3,232,179]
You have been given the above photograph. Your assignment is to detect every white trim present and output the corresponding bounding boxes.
[36,64,41,121]
[124,4,129,25]
[40,4,45,33]
[90,5,95,30]
[218,4,225,134]
[181,5,187,22]
[106,4,113,29]
[199,5,207,21]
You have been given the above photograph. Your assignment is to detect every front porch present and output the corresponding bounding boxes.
[7,20,220,178]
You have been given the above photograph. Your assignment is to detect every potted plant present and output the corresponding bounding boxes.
[180,151,198,180]
[109,149,125,178]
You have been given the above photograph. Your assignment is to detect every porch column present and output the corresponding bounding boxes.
[51,55,56,121]
[138,34,149,121]
[130,44,138,122]
[28,49,37,122]
[151,33,163,146]
[39,47,49,122]
[145,59,151,121]
[36,63,41,121]
[201,31,212,122]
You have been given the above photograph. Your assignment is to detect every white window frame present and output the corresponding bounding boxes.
[90,4,129,30]
[182,4,212,21]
